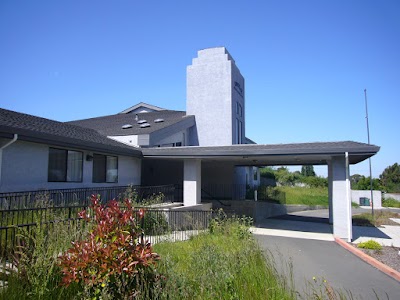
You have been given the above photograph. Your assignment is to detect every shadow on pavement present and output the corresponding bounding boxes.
[255,214,333,234]
[272,214,329,224]
[352,226,391,240]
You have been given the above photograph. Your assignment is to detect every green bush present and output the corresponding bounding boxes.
[124,185,165,206]
[260,167,276,180]
[302,176,328,188]
[382,197,400,208]
[357,240,382,250]
[141,210,170,235]
[58,195,160,299]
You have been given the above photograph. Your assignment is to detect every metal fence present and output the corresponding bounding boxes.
[0,206,212,264]
[0,184,179,209]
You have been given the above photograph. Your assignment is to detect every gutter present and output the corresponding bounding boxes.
[0,134,18,189]
[1,133,18,150]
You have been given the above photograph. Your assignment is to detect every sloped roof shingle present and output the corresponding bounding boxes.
[0,108,142,157]
[67,110,194,136]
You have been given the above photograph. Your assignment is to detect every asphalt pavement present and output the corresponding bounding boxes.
[254,234,400,299]
[252,208,400,299]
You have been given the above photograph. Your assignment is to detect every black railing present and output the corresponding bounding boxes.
[0,184,179,209]
[201,184,248,200]
[0,207,212,264]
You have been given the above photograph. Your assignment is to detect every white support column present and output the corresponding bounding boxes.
[183,159,202,206]
[328,161,333,224]
[330,154,353,241]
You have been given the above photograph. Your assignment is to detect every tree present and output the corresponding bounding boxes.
[275,166,301,186]
[351,174,364,188]
[301,165,316,177]
[351,176,382,190]
[380,163,400,192]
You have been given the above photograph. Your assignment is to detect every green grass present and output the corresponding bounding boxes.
[153,215,295,300]
[276,186,329,206]
[382,198,400,208]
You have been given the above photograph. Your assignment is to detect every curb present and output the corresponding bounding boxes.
[334,237,400,282]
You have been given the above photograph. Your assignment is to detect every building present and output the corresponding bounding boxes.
[0,47,380,241]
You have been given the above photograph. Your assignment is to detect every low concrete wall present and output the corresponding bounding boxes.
[171,203,212,211]
[206,200,327,223]
[383,193,400,201]
[351,190,382,208]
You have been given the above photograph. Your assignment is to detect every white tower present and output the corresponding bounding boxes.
[187,47,245,146]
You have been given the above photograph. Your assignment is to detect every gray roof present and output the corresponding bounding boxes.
[0,108,142,157]
[67,110,194,136]
[142,141,380,165]
[0,108,380,166]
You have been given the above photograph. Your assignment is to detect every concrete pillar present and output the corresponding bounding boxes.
[330,153,352,241]
[328,162,333,224]
[183,159,202,206]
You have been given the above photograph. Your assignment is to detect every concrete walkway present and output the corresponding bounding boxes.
[253,208,400,247]
[252,209,400,299]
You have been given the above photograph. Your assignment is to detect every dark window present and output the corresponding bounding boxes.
[236,102,242,117]
[236,119,242,144]
[48,148,83,182]
[93,154,118,183]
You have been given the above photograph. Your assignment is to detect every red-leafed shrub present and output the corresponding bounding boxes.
[58,195,160,298]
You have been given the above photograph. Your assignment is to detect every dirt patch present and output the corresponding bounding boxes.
[357,246,400,273]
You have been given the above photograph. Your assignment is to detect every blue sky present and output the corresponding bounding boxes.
[1,0,399,178]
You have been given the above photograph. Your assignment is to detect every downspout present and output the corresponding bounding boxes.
[0,134,18,189]
[345,152,352,242]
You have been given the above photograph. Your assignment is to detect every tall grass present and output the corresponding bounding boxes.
[276,186,329,206]
[0,213,87,299]
[153,213,295,300]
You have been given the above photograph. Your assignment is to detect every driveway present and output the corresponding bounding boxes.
[254,234,400,299]
[252,208,400,299]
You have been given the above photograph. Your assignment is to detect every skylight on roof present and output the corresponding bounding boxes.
[122,124,133,129]
[140,123,151,128]
[137,120,147,124]
[154,118,164,123]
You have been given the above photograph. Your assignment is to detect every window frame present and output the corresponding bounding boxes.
[48,147,83,182]
[92,153,119,183]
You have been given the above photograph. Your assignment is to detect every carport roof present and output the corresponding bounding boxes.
[142,141,380,165]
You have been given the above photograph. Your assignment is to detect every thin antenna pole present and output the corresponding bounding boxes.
[364,89,374,217]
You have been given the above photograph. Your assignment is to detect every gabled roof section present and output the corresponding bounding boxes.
[119,102,166,114]
[0,108,142,157]
[68,110,195,136]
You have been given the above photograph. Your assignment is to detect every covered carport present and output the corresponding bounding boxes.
[142,141,380,241]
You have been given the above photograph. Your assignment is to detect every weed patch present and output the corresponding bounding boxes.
[352,211,400,227]
[358,240,383,250]
[154,212,294,300]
